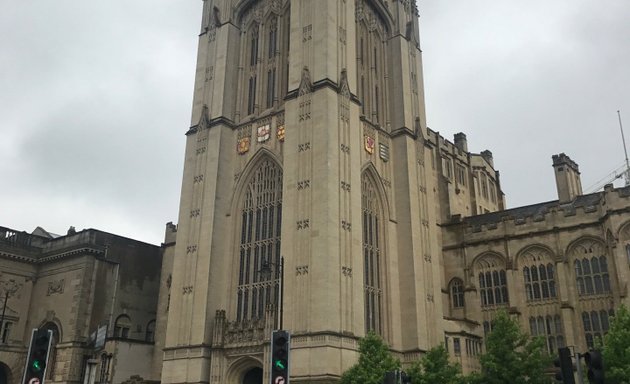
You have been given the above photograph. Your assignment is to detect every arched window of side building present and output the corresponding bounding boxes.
[575,256,610,296]
[582,309,614,349]
[145,320,156,343]
[529,314,564,354]
[449,278,465,308]
[478,268,508,307]
[523,263,556,301]
[114,314,131,339]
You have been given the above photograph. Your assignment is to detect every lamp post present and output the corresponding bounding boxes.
[259,256,284,330]
[0,278,21,343]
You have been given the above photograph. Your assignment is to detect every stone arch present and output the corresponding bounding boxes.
[515,244,555,269]
[471,251,507,271]
[567,236,612,297]
[38,318,62,343]
[471,252,509,306]
[566,236,606,258]
[361,165,392,338]
[225,356,264,384]
[231,148,283,214]
[361,163,392,221]
[517,245,558,302]
[617,220,630,241]
[358,0,395,36]
[113,314,132,338]
[229,153,283,323]
[0,362,12,384]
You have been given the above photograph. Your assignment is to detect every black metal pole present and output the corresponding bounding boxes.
[280,256,284,330]
[0,291,7,342]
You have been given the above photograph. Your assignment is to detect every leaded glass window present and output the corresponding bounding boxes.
[529,315,564,354]
[363,173,384,335]
[582,309,614,349]
[479,269,508,307]
[524,263,557,301]
[450,278,465,308]
[236,159,283,322]
[575,256,610,296]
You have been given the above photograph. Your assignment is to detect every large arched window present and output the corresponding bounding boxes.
[239,3,290,118]
[362,172,385,335]
[449,278,465,308]
[236,159,283,322]
[476,256,508,307]
[571,239,611,296]
[356,0,389,127]
[246,23,259,115]
[575,256,610,296]
[529,315,564,354]
[582,309,614,349]
[523,263,557,301]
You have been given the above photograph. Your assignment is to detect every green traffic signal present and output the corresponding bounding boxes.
[274,359,286,370]
[32,359,44,372]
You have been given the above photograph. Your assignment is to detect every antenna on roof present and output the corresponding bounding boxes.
[618,110,630,186]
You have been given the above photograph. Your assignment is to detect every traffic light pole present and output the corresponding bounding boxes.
[575,352,584,384]
[279,256,284,330]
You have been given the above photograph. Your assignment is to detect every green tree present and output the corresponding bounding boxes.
[340,331,400,384]
[473,310,552,384]
[407,344,465,384]
[602,304,630,384]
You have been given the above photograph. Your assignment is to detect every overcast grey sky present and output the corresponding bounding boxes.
[1,1,629,244]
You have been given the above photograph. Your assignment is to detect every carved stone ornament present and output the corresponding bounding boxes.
[298,67,312,96]
[47,279,65,296]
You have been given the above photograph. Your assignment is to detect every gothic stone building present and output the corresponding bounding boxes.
[3,1,630,384]
[160,1,630,383]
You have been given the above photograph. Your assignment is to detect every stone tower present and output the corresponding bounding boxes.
[162,1,444,383]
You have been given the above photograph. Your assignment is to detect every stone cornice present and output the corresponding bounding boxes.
[0,246,105,265]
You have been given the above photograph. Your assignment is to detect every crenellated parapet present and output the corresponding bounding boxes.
[445,185,630,244]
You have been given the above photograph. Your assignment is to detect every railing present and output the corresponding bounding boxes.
[0,226,33,247]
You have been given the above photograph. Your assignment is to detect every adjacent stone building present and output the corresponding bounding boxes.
[441,156,630,373]
[0,227,162,384]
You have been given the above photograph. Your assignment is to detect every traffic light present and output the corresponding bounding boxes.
[584,350,604,384]
[271,330,290,383]
[22,328,52,384]
[553,347,575,384]
[383,371,396,384]
[383,370,411,384]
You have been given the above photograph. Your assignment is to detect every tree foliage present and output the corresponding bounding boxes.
[340,331,400,384]
[473,310,552,384]
[602,304,630,384]
[407,344,464,384]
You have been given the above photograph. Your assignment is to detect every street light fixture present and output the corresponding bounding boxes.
[257,256,285,330]
[0,278,21,343]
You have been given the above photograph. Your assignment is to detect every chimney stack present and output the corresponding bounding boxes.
[552,153,583,203]
[454,132,468,152]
